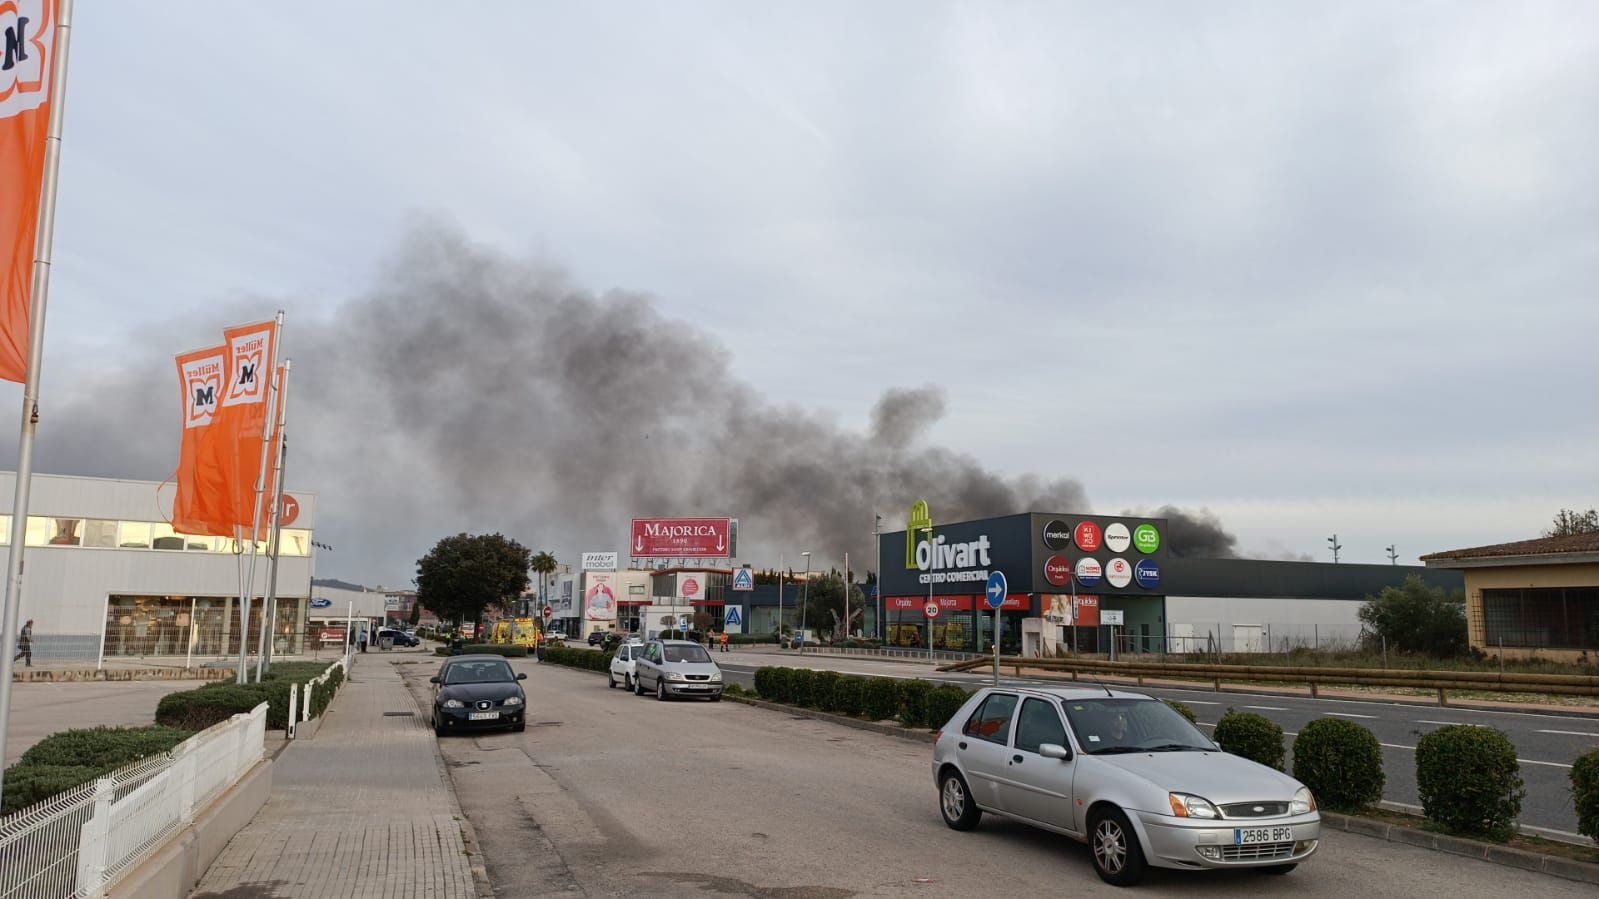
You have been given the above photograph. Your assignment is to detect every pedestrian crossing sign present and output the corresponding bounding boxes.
[732,568,754,591]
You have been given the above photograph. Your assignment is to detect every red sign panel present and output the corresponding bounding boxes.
[886,596,921,611]
[998,594,1028,610]
[1074,521,1102,552]
[630,517,731,557]
[1073,595,1100,627]
[1043,555,1072,587]
[924,602,940,619]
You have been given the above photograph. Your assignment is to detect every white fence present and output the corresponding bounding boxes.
[0,702,268,899]
[287,653,351,739]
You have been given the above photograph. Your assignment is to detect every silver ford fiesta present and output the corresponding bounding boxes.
[931,686,1319,886]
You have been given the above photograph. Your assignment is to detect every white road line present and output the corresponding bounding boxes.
[1183,700,1222,706]
[1243,705,1289,711]
[1326,712,1376,719]
[1415,720,1483,727]
[1519,758,1575,769]
[1537,729,1599,737]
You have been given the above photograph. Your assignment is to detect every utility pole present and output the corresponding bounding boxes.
[1386,544,1398,565]
[874,513,882,640]
[1327,535,1342,564]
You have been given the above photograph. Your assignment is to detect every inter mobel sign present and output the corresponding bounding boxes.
[581,552,618,571]
[630,517,732,558]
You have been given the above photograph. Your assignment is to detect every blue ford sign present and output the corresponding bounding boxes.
[310,597,332,609]
[1134,559,1161,589]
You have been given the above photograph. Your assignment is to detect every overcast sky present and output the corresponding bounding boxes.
[10,1,1597,584]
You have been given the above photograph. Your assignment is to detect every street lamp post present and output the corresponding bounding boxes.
[799,552,812,651]
[920,526,933,661]
[776,553,784,644]
[874,514,882,640]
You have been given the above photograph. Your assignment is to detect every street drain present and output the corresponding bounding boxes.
[383,711,415,717]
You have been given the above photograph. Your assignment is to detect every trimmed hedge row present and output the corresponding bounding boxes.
[748,666,972,730]
[433,644,529,658]
[1291,718,1384,812]
[2,726,193,814]
[1574,748,1599,842]
[156,660,349,731]
[1214,709,1285,771]
[543,644,615,672]
[1417,724,1524,840]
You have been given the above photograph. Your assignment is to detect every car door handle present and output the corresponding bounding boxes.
[958,741,968,750]
[1012,754,1024,764]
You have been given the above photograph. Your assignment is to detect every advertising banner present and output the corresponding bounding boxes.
[581,551,618,571]
[630,517,731,557]
[584,572,617,621]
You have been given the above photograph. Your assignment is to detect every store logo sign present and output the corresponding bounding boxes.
[1134,524,1161,554]
[1043,555,1072,587]
[1075,521,1102,552]
[1074,558,1102,587]
[905,499,933,569]
[1042,518,1072,551]
[1104,522,1130,553]
[1134,559,1161,589]
[1105,557,1133,589]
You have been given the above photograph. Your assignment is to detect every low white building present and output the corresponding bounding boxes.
[1,471,315,663]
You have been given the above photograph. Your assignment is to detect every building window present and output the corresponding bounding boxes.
[119,521,152,548]
[83,519,118,548]
[25,516,83,546]
[1482,587,1599,650]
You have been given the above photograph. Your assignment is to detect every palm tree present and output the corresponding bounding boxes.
[530,551,558,614]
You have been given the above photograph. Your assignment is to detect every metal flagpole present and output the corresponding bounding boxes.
[254,360,291,679]
[776,554,783,642]
[235,311,284,683]
[843,551,849,641]
[0,0,76,812]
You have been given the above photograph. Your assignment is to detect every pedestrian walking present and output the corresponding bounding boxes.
[719,631,729,653]
[13,618,32,667]
[358,628,368,653]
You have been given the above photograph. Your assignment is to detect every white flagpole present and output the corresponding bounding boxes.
[0,0,76,812]
[235,311,284,683]
[254,359,291,680]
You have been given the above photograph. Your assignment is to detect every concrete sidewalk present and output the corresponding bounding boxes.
[191,655,479,898]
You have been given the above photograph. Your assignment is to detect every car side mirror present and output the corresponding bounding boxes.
[429,676,440,684]
[516,673,527,680]
[1039,743,1072,761]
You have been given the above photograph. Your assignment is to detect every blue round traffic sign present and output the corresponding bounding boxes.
[1134,559,1161,589]
[984,571,1008,610]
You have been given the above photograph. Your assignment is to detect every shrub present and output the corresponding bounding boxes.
[2,764,106,815]
[158,685,278,731]
[788,669,818,708]
[753,666,783,701]
[924,686,970,730]
[306,666,345,719]
[896,679,935,729]
[1164,700,1198,724]
[433,644,528,658]
[811,670,841,711]
[1416,725,1524,839]
[542,645,613,671]
[20,726,194,769]
[722,683,746,697]
[832,676,867,717]
[1213,709,1285,770]
[1573,747,1599,843]
[1291,718,1385,812]
[862,677,900,722]
[261,661,332,682]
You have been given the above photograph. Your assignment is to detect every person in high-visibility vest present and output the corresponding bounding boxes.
[719,631,729,653]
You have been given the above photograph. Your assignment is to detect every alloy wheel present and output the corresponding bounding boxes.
[1094,819,1127,874]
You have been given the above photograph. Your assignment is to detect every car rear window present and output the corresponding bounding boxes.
[962,693,1019,744]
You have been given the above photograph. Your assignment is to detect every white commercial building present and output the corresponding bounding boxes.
[1,471,316,663]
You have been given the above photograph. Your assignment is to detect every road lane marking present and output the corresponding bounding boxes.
[1326,712,1376,719]
[1193,725,1576,770]
[1537,729,1599,737]
[1415,720,1484,727]
[1243,705,1289,711]
[1183,701,1221,706]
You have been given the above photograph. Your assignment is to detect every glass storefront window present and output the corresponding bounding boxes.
[119,521,152,548]
[82,519,118,548]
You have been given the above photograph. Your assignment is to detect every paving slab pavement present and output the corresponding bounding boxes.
[190,655,478,899]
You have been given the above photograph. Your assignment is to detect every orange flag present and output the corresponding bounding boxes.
[0,1,60,382]
[172,345,229,536]
[195,320,277,539]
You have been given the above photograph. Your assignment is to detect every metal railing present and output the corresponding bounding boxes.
[0,702,268,899]
[287,653,350,738]
[940,655,1599,700]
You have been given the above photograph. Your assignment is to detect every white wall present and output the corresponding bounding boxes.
[310,584,386,621]
[1165,595,1365,653]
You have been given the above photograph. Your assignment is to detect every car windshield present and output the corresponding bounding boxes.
[443,660,516,684]
[663,644,711,663]
[1061,698,1214,755]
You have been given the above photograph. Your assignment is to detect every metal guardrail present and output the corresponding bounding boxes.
[938,655,1599,700]
[0,702,268,899]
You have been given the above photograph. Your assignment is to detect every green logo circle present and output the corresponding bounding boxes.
[1133,524,1161,554]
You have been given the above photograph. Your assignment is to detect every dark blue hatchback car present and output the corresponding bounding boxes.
[430,655,527,736]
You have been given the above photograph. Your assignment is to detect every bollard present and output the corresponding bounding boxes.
[1309,682,1319,699]
[1437,687,1447,706]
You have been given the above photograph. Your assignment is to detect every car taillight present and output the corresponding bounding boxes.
[933,729,942,742]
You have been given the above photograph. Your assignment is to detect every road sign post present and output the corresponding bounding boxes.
[923,601,939,662]
[984,571,1007,686]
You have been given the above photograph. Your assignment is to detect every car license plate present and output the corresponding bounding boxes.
[1235,826,1293,845]
[467,711,500,721]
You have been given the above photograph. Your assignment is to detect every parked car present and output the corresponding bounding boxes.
[932,687,1319,886]
[587,630,608,646]
[607,641,645,690]
[630,639,724,701]
[378,628,419,647]
[429,654,528,736]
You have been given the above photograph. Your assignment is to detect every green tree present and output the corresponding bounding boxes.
[796,571,865,641]
[1545,508,1599,538]
[416,533,532,627]
[407,600,420,626]
[530,551,558,610]
[1358,575,1467,658]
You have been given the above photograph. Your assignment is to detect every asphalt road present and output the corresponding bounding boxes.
[707,648,1597,839]
[4,678,209,764]
[398,657,1595,898]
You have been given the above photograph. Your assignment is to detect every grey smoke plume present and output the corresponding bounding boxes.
[18,228,1227,583]
[1120,505,1239,559]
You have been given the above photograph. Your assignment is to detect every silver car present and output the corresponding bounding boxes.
[631,639,724,701]
[932,686,1319,886]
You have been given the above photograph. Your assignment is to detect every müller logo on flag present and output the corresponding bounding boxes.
[223,323,273,405]
[0,2,54,119]
[182,350,223,428]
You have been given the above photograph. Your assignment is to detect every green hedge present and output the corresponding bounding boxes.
[433,644,529,658]
[896,679,935,729]
[832,675,868,717]
[306,666,345,719]
[158,684,282,730]
[1164,699,1198,724]
[741,666,963,732]
[1291,718,1385,812]
[1416,725,1524,839]
[811,670,841,711]
[753,666,785,702]
[542,645,614,671]
[862,677,900,721]
[1573,747,1599,843]
[4,726,194,815]
[924,685,971,729]
[1214,709,1285,770]
[789,669,818,708]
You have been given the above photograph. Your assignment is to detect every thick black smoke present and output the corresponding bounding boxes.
[1120,505,1239,559]
[18,228,1231,583]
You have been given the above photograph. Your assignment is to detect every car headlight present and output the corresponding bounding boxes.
[666,671,687,681]
[1290,787,1317,815]
[1168,793,1221,819]
[709,671,723,681]
[503,695,522,706]
[442,699,465,709]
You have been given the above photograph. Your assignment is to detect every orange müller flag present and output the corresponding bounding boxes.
[0,1,61,382]
[172,345,230,536]
[195,319,277,538]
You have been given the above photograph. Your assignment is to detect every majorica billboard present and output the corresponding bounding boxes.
[878,502,1170,598]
